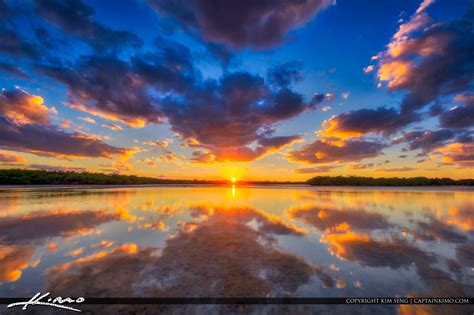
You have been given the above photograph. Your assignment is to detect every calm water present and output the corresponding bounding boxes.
[0,185,473,314]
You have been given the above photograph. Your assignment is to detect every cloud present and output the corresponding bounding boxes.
[29,164,86,172]
[393,129,456,153]
[341,92,349,100]
[143,139,172,148]
[333,1,474,141]
[80,116,96,124]
[33,31,325,163]
[267,61,303,87]
[0,89,119,159]
[347,163,374,170]
[322,230,433,269]
[0,209,119,244]
[192,135,303,163]
[101,123,123,131]
[435,142,473,167]
[0,245,36,284]
[0,88,50,126]
[287,138,386,164]
[290,205,392,232]
[0,61,28,78]
[438,94,474,129]
[0,151,26,163]
[39,56,165,128]
[363,65,374,73]
[376,167,415,172]
[163,71,322,162]
[375,0,473,127]
[0,26,38,58]
[33,0,142,52]
[455,244,474,268]
[414,217,468,244]
[0,117,129,158]
[148,0,333,49]
[294,165,336,174]
[45,205,333,304]
[321,107,401,138]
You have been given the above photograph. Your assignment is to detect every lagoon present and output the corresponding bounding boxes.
[0,185,472,313]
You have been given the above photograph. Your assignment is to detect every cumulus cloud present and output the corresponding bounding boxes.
[0,245,36,284]
[375,0,473,128]
[39,56,165,128]
[45,205,333,304]
[162,71,323,162]
[148,0,333,49]
[287,138,386,164]
[321,107,401,138]
[0,88,50,125]
[438,94,474,129]
[414,217,468,244]
[191,135,303,163]
[0,209,119,244]
[0,88,129,159]
[393,129,456,153]
[435,142,473,167]
[33,0,142,52]
[290,205,392,232]
[327,0,473,141]
[0,117,129,158]
[267,61,303,87]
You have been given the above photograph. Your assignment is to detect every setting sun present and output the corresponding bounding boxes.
[231,177,236,183]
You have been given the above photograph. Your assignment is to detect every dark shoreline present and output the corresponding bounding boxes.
[0,169,472,187]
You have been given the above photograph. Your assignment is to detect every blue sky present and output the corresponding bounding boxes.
[0,0,472,180]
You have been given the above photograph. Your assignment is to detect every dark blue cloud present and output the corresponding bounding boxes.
[33,0,142,52]
[288,138,387,164]
[0,117,128,158]
[393,129,456,152]
[148,0,333,49]
[438,94,474,129]
[267,61,303,87]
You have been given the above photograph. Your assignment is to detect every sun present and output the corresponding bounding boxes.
[231,177,236,183]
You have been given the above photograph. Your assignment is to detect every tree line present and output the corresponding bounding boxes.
[0,169,220,185]
[306,175,474,186]
[0,169,471,186]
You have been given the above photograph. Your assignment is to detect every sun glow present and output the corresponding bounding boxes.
[231,177,236,183]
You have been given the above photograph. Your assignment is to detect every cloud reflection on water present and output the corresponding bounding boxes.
[0,187,472,314]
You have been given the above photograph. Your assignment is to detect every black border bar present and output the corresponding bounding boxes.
[0,297,472,305]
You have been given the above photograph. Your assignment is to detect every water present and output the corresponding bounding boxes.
[0,185,472,314]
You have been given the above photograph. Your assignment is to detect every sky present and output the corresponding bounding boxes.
[0,0,472,180]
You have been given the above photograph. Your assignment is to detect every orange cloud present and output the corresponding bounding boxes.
[321,116,364,139]
[49,243,138,274]
[0,151,26,163]
[68,102,148,128]
[435,142,473,166]
[0,245,36,284]
[0,88,50,126]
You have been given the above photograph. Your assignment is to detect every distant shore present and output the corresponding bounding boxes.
[0,169,472,186]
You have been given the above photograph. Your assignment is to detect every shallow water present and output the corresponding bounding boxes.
[0,185,472,313]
